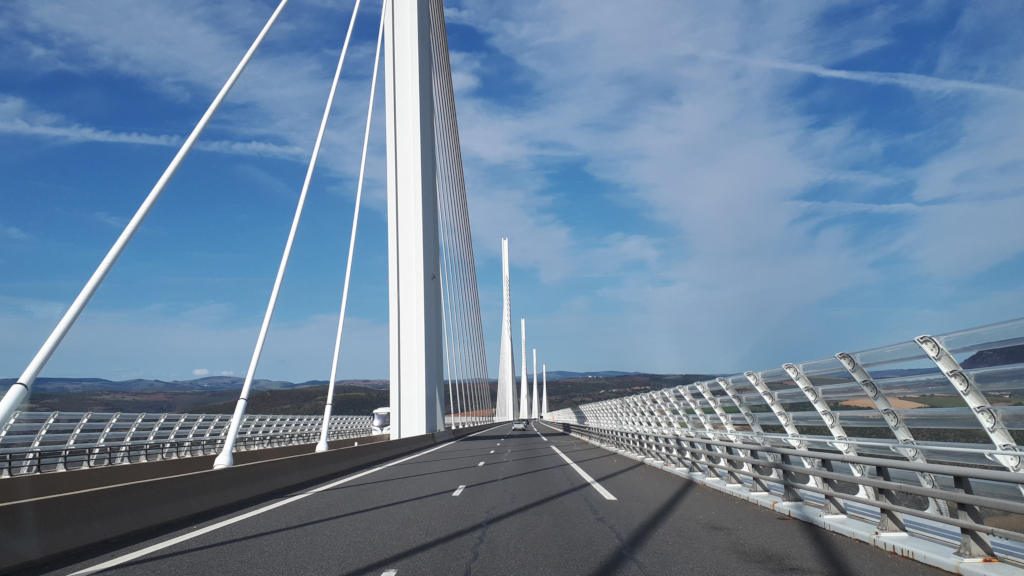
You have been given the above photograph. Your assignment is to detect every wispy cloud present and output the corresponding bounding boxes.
[693,51,1024,99]
[0,96,305,160]
[1,225,29,241]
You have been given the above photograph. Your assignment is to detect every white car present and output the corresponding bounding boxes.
[511,420,527,431]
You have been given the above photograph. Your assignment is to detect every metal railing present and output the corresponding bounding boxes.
[547,317,1024,566]
[0,411,372,477]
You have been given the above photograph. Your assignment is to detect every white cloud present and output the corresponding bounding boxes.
[0,296,387,381]
[2,1,383,183]
[692,50,1024,99]
[0,94,305,160]
[1,225,28,241]
[450,0,1024,371]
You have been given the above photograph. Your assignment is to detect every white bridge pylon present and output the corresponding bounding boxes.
[519,318,530,420]
[494,238,517,421]
[0,0,496,454]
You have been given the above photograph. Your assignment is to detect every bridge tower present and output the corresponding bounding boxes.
[494,237,517,421]
[385,0,444,438]
[519,319,530,419]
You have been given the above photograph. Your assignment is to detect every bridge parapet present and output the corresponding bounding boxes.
[0,411,371,477]
[547,317,1024,572]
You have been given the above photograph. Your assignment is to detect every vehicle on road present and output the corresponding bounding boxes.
[511,420,527,431]
[371,407,391,435]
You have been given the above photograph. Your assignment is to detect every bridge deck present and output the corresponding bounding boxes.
[51,422,943,576]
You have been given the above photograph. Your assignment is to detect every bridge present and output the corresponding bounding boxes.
[2,1,1023,575]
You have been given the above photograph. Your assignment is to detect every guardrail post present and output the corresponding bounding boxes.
[779,452,804,503]
[819,459,847,516]
[951,475,995,559]
[875,465,907,534]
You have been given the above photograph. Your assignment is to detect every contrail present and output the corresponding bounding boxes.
[695,50,1024,99]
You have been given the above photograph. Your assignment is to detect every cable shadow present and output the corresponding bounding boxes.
[333,462,647,576]
[314,446,606,493]
[388,444,559,466]
[588,480,695,575]
[316,447,612,494]
[104,454,634,572]
[794,515,858,576]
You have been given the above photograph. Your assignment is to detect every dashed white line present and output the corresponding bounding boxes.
[68,425,505,576]
[452,485,466,497]
[551,444,617,501]
[382,570,397,576]
[477,461,485,467]
[534,429,548,442]
[496,442,501,446]
[489,449,495,454]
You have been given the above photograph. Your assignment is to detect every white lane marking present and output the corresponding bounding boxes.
[496,442,501,446]
[69,425,504,576]
[477,461,485,467]
[382,571,397,576]
[489,450,495,454]
[452,485,466,497]
[550,444,617,501]
[534,428,548,442]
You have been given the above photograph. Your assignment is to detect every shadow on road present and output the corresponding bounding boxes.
[102,452,629,573]
[588,480,696,575]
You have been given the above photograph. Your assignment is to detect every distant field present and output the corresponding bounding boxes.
[840,397,928,409]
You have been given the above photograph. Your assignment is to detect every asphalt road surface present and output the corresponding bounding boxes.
[44,422,945,575]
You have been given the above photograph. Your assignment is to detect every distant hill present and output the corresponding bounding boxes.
[542,373,714,411]
[0,376,388,415]
[962,343,1024,369]
[545,370,638,380]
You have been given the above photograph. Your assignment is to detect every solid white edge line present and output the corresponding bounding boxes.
[68,424,504,576]
[550,444,617,501]
[452,485,466,497]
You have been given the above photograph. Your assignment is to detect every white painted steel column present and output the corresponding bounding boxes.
[0,0,291,429]
[317,0,385,452]
[783,363,871,497]
[835,352,949,515]
[495,238,516,421]
[915,336,1024,477]
[531,348,539,419]
[214,0,361,469]
[386,0,444,438]
[519,318,529,419]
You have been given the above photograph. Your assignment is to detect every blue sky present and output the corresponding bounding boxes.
[1,0,1023,382]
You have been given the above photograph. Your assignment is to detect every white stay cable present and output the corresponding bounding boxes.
[432,4,490,422]
[440,267,457,428]
[316,0,385,452]
[0,0,292,430]
[214,0,363,469]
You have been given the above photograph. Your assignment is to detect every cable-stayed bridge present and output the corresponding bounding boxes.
[2,1,1024,575]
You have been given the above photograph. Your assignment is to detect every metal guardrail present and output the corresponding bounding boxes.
[547,318,1024,565]
[0,411,372,477]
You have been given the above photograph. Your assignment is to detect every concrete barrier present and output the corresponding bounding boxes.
[0,435,389,504]
[0,424,495,574]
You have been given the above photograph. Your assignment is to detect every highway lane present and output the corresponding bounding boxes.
[46,422,945,576]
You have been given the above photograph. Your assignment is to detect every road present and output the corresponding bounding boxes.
[46,422,945,575]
